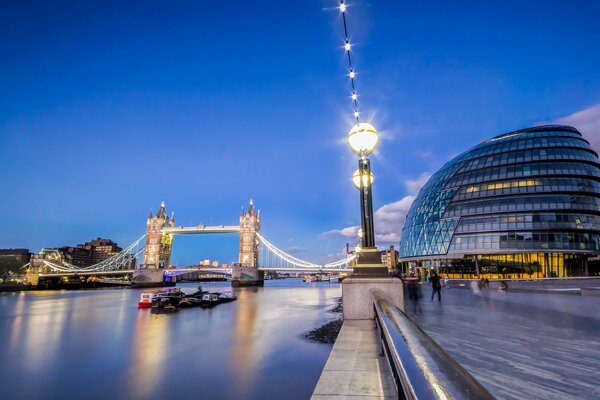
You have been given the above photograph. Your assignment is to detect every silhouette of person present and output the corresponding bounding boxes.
[405,273,422,315]
[430,271,442,301]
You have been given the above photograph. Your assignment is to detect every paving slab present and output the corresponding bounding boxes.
[311,320,396,399]
[411,286,600,400]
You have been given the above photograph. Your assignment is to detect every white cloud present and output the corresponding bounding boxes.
[282,246,306,255]
[373,195,416,244]
[318,170,432,247]
[317,225,359,240]
[405,172,431,195]
[554,103,600,152]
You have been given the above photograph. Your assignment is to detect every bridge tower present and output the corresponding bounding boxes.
[232,199,264,287]
[143,201,175,268]
[134,201,175,287]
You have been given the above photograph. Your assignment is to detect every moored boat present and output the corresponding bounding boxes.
[177,297,202,308]
[138,292,160,308]
[151,302,179,313]
[217,292,237,303]
[200,293,220,307]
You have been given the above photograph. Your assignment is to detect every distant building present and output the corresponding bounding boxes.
[0,248,32,263]
[0,248,32,274]
[59,238,122,267]
[380,245,399,272]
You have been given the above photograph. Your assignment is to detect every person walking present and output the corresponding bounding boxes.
[405,273,422,315]
[430,271,442,301]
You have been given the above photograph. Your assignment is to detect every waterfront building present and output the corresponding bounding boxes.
[0,248,31,274]
[59,238,122,267]
[381,245,399,272]
[400,125,600,279]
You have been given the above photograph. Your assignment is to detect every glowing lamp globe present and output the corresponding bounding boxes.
[348,122,379,155]
[352,168,374,189]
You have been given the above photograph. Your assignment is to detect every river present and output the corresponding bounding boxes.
[0,279,341,400]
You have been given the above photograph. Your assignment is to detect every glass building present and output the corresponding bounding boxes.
[399,125,600,279]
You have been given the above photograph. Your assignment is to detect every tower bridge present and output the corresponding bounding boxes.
[24,199,356,288]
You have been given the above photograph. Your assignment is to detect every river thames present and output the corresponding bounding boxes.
[0,279,341,400]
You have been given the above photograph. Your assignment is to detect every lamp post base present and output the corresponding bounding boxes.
[352,247,389,276]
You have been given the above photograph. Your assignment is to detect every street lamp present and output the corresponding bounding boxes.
[348,123,388,275]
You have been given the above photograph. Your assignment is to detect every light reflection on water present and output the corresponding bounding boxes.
[0,279,340,400]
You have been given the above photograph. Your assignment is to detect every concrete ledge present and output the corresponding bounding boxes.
[311,320,396,399]
[342,277,403,320]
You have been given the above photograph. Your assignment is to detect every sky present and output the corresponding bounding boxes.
[1,0,600,266]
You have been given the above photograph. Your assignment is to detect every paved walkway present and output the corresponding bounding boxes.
[411,287,600,400]
[311,320,396,399]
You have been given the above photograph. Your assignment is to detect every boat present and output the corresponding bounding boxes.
[151,302,179,313]
[303,275,317,283]
[152,287,185,306]
[177,297,203,308]
[200,293,220,307]
[138,292,160,308]
[217,292,237,303]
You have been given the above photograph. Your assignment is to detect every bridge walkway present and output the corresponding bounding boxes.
[411,287,600,399]
[311,320,396,399]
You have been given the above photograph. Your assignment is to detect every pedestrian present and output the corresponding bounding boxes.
[499,280,508,292]
[405,273,422,315]
[430,271,442,301]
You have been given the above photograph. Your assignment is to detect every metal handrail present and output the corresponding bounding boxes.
[371,289,495,399]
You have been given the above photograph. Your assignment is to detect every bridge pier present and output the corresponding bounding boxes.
[131,269,175,287]
[231,265,264,287]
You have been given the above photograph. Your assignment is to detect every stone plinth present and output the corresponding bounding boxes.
[231,266,264,287]
[342,277,403,320]
[132,269,166,287]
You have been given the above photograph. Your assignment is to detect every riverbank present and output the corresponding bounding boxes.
[305,297,343,344]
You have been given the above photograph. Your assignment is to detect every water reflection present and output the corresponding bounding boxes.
[0,280,340,400]
[231,287,259,391]
[23,295,68,371]
[127,310,169,399]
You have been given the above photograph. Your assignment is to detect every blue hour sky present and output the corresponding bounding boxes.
[1,0,600,265]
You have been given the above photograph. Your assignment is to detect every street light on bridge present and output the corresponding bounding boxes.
[348,122,388,275]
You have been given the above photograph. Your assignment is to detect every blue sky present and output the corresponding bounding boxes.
[1,0,600,265]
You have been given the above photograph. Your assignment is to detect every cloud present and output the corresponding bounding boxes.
[327,249,349,259]
[282,246,307,255]
[373,195,416,244]
[553,103,600,152]
[318,226,359,240]
[318,171,432,247]
[405,172,431,195]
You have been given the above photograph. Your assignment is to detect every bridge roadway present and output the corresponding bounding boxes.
[161,225,240,235]
[410,286,600,399]
[38,266,350,278]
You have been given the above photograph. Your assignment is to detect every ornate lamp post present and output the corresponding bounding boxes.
[348,122,388,275]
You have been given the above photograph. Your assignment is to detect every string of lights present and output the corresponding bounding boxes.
[339,0,361,123]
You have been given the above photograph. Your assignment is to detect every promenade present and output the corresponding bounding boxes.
[412,286,600,399]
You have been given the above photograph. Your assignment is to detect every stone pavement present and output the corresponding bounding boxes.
[311,320,396,399]
[411,286,600,400]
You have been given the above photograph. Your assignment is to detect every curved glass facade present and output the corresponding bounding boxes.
[399,125,600,278]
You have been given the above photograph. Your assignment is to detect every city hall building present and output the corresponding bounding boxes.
[399,125,600,279]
